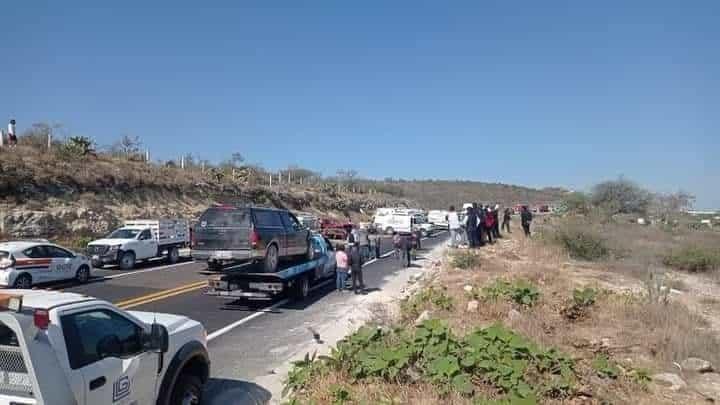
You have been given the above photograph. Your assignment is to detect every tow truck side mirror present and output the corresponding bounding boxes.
[149,323,169,353]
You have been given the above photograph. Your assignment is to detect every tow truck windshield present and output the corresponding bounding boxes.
[108,229,141,239]
[0,323,18,346]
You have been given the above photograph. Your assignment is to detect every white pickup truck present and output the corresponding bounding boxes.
[0,290,209,405]
[87,219,189,270]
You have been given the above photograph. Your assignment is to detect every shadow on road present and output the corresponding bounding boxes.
[203,378,271,405]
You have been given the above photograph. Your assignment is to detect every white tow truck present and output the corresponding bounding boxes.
[87,219,190,270]
[0,290,209,405]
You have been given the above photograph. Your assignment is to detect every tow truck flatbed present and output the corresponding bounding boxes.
[205,235,337,301]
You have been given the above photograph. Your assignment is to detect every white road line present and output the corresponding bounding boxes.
[207,298,290,342]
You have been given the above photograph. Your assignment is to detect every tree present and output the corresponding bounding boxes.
[111,135,142,159]
[562,191,591,215]
[57,136,95,159]
[19,122,63,149]
[653,191,695,222]
[591,177,652,215]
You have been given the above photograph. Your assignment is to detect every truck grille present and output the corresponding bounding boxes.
[0,344,33,397]
[87,245,109,255]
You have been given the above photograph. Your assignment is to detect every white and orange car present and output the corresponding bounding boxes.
[0,240,91,288]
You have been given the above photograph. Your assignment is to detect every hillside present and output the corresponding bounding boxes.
[0,141,564,244]
[389,180,567,209]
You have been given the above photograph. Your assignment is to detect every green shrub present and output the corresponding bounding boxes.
[561,287,598,321]
[662,246,720,272]
[482,280,540,307]
[591,355,620,379]
[400,286,454,321]
[450,250,481,270]
[553,226,609,261]
[289,321,575,402]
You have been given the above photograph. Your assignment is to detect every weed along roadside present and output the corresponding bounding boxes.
[280,216,720,404]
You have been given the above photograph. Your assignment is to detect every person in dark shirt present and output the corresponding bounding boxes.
[502,208,512,233]
[348,243,365,294]
[521,206,533,237]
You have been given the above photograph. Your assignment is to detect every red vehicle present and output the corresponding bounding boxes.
[320,218,353,240]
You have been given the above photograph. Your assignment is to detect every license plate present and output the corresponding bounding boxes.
[214,281,229,290]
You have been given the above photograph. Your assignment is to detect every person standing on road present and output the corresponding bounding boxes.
[400,233,412,267]
[502,208,512,233]
[476,204,486,246]
[335,244,349,292]
[348,243,365,294]
[464,206,478,248]
[521,206,533,237]
[447,206,461,248]
[493,204,501,239]
[373,234,381,259]
[484,207,495,244]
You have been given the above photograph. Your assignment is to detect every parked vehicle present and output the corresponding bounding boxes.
[373,209,422,234]
[0,290,209,405]
[191,205,312,273]
[294,212,321,231]
[320,218,352,240]
[206,234,336,300]
[87,219,189,270]
[428,210,450,229]
[0,240,92,288]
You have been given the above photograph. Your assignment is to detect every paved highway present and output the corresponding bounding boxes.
[55,233,448,403]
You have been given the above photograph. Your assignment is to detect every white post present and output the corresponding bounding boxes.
[0,129,4,147]
[202,162,205,173]
[181,155,185,169]
[48,132,52,150]
[145,148,149,162]
[269,174,273,187]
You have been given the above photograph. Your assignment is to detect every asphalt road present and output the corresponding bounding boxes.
[57,232,448,403]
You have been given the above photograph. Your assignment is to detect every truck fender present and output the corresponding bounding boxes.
[156,341,210,405]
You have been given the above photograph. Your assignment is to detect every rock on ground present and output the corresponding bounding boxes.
[681,357,713,373]
[466,300,479,312]
[652,373,687,392]
[692,373,720,401]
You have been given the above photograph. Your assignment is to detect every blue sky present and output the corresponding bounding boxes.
[3,1,718,208]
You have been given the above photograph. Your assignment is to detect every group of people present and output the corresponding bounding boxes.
[0,119,18,147]
[334,225,370,294]
[447,204,533,248]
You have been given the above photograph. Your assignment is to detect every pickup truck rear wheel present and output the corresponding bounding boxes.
[167,247,180,264]
[170,374,202,405]
[263,244,279,273]
[119,251,136,270]
[13,274,32,289]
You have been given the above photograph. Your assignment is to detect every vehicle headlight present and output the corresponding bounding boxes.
[108,245,122,251]
[0,257,15,270]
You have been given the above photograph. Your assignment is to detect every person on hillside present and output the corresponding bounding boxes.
[492,204,501,238]
[484,207,495,244]
[464,206,478,248]
[335,244,349,292]
[348,242,365,294]
[502,208,512,233]
[447,206,461,248]
[473,203,485,247]
[521,206,533,237]
[7,119,17,147]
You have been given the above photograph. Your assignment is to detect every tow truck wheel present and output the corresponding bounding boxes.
[75,265,90,283]
[170,374,202,405]
[263,244,279,273]
[13,274,32,289]
[292,275,310,300]
[167,247,180,264]
[119,251,136,270]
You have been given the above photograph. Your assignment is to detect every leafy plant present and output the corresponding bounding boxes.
[561,287,598,321]
[629,368,652,387]
[400,286,455,320]
[482,280,540,307]
[552,225,610,261]
[56,136,95,159]
[330,384,351,404]
[283,352,325,397]
[591,355,620,379]
[450,250,482,269]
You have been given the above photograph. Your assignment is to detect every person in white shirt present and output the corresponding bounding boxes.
[7,119,17,146]
[446,205,461,247]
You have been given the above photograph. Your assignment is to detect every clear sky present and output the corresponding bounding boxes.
[3,1,718,208]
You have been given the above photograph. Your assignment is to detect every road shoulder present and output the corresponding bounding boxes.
[254,241,447,404]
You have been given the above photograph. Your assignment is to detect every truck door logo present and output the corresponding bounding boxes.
[113,376,131,402]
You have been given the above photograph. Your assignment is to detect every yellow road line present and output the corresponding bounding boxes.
[114,281,207,308]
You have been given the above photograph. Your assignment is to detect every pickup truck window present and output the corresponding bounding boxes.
[139,230,152,240]
[0,323,19,346]
[200,208,250,228]
[109,229,141,239]
[61,309,143,369]
[280,211,302,231]
[254,210,283,228]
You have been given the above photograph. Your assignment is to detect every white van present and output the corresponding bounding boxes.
[428,210,450,229]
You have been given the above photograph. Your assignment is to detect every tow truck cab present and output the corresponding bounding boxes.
[0,291,209,405]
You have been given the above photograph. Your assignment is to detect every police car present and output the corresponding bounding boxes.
[0,241,92,289]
